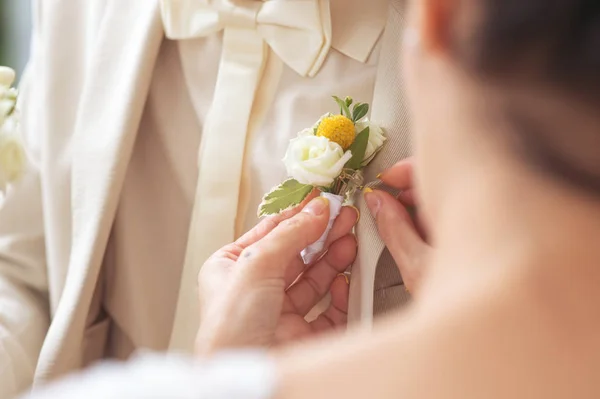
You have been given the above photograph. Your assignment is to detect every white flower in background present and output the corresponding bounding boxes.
[355,118,386,164]
[0,123,26,192]
[283,135,352,187]
[0,88,17,125]
[0,67,15,85]
[0,66,26,192]
[0,67,17,126]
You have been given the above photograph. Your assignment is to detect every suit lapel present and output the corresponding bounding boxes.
[348,0,412,327]
[35,0,164,383]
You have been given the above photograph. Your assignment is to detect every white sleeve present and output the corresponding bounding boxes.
[22,352,278,399]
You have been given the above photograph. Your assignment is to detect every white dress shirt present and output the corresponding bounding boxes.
[93,16,382,359]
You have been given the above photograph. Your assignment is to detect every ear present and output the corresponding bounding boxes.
[419,0,457,53]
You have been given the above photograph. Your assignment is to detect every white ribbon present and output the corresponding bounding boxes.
[301,192,344,264]
[161,0,332,351]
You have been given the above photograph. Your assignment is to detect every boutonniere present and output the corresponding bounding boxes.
[258,96,386,263]
[0,67,26,193]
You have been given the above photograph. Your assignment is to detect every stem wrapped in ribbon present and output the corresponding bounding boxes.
[258,96,386,264]
[300,192,344,264]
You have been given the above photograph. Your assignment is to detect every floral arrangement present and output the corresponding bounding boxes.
[0,66,26,193]
[258,96,385,263]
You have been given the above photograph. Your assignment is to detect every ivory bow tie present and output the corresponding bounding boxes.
[162,0,333,351]
[161,0,331,77]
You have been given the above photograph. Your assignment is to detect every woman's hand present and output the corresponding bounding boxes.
[195,196,359,355]
[364,158,431,294]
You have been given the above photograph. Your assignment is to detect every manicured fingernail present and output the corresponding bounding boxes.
[338,273,350,285]
[363,188,381,216]
[303,197,329,216]
[346,205,360,225]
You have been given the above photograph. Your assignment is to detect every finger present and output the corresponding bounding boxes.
[282,205,358,287]
[396,189,416,207]
[284,234,356,315]
[378,158,414,190]
[413,211,430,242]
[364,189,429,292]
[395,190,431,242]
[239,197,331,280]
[325,205,359,247]
[213,190,320,262]
[235,189,319,250]
[329,274,349,317]
[309,275,349,333]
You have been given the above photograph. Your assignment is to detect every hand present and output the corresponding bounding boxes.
[364,158,432,294]
[195,195,359,355]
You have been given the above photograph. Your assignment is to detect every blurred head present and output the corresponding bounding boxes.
[403,0,600,220]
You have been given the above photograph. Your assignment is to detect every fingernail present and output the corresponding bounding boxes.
[363,188,381,217]
[376,173,382,179]
[346,205,361,225]
[303,197,329,216]
[338,273,350,285]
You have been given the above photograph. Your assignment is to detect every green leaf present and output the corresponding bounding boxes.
[345,127,370,170]
[332,96,352,120]
[257,179,314,217]
[352,103,369,123]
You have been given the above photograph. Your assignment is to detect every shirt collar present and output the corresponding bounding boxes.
[331,0,388,63]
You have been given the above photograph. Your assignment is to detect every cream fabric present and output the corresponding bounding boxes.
[163,0,387,352]
[165,0,335,351]
[0,0,409,396]
[102,30,381,359]
[348,0,413,327]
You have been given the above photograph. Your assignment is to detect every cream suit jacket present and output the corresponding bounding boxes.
[0,0,409,397]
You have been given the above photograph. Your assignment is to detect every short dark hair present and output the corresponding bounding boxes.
[453,0,600,194]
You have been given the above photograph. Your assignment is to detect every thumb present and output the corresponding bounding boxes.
[364,189,429,292]
[239,196,331,279]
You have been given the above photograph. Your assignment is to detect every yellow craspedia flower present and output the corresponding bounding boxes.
[316,115,356,150]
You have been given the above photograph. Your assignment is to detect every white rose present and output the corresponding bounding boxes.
[283,135,352,187]
[0,120,26,191]
[355,119,386,164]
[297,127,315,137]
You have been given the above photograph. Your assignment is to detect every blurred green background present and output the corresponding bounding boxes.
[0,1,32,82]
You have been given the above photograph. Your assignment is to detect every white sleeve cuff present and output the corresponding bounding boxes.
[24,351,277,399]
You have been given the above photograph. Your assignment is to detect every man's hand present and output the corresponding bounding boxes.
[364,158,432,294]
[195,195,359,355]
